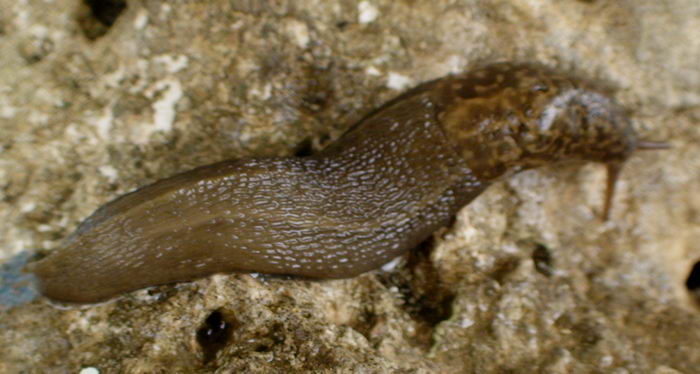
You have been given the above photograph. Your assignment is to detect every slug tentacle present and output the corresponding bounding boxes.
[603,162,624,221]
[636,140,670,150]
[31,62,663,303]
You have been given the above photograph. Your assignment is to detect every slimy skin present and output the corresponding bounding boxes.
[30,63,665,303]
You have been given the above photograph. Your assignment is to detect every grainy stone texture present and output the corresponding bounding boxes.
[1,0,699,373]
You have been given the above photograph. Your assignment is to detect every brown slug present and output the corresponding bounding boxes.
[30,62,667,303]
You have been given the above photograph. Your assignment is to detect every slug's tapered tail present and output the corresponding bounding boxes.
[31,63,666,303]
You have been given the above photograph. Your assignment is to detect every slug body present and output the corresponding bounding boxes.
[32,63,654,303]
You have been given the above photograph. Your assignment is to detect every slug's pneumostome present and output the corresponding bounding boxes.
[30,62,667,303]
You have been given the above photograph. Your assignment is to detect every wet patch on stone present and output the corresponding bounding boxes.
[0,252,40,310]
[532,243,554,277]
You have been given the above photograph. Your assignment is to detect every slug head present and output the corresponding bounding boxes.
[435,62,668,219]
[437,63,640,178]
[525,89,668,219]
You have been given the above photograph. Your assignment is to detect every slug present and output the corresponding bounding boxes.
[30,62,667,303]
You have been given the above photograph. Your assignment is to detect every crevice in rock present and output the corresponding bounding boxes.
[376,239,456,349]
[685,259,700,305]
[77,0,128,40]
[532,243,554,277]
[196,309,235,364]
[490,256,521,285]
[292,137,315,157]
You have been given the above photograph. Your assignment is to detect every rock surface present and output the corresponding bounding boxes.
[1,0,699,373]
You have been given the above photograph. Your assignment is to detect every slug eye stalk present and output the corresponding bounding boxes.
[636,140,671,151]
